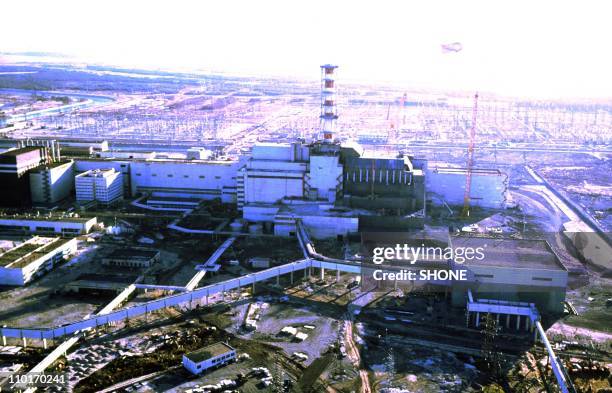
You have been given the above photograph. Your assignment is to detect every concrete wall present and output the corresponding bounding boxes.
[309,155,342,202]
[30,161,75,204]
[252,143,294,161]
[426,167,508,208]
[244,171,303,204]
[130,160,239,203]
[564,228,612,276]
[251,143,308,162]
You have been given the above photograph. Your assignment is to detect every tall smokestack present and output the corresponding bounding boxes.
[319,64,338,142]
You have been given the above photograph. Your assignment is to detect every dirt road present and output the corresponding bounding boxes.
[344,315,371,393]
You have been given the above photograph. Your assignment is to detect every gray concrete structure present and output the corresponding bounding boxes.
[451,236,568,314]
[29,160,75,205]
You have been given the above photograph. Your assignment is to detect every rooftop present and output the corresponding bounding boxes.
[30,160,74,171]
[451,236,565,271]
[76,168,117,178]
[0,146,42,157]
[0,237,72,268]
[0,214,95,223]
[344,156,409,171]
[185,342,234,363]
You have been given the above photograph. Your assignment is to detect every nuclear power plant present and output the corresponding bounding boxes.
[0,61,608,393]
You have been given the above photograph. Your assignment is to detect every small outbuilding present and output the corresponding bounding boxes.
[182,342,237,375]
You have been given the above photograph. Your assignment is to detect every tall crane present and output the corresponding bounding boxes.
[461,93,479,218]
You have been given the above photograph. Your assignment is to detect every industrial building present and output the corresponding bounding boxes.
[12,65,430,238]
[235,67,426,237]
[0,147,46,206]
[75,159,132,196]
[186,147,213,160]
[0,236,77,286]
[0,215,97,236]
[14,64,508,241]
[59,139,109,152]
[450,236,568,314]
[75,168,123,205]
[101,248,160,268]
[182,342,237,375]
[130,159,239,202]
[238,141,425,237]
[29,160,75,205]
[12,65,514,241]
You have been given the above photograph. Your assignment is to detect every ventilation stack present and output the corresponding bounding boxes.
[319,65,338,142]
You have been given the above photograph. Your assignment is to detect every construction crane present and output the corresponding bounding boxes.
[461,93,479,218]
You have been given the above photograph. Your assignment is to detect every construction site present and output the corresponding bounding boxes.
[0,54,610,393]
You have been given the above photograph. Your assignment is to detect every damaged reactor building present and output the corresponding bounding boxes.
[5,65,504,240]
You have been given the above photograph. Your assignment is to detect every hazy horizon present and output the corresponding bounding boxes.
[2,0,611,99]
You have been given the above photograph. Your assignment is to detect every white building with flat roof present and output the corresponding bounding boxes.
[0,237,77,285]
[29,161,75,205]
[76,168,123,205]
[0,216,97,236]
[182,342,236,375]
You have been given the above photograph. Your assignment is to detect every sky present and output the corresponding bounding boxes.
[2,0,611,99]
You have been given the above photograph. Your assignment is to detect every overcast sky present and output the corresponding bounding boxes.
[2,0,611,99]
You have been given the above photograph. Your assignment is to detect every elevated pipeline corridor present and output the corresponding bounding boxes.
[1,221,573,393]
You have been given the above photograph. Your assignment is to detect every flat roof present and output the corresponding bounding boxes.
[0,146,41,157]
[30,160,73,171]
[0,215,94,223]
[76,168,117,178]
[0,237,72,268]
[344,156,408,170]
[185,342,234,363]
[451,236,565,271]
